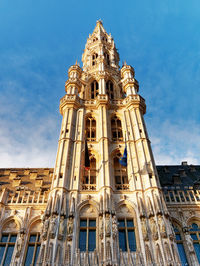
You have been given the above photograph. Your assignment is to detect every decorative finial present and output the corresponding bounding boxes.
[75,60,78,65]
[96,19,103,25]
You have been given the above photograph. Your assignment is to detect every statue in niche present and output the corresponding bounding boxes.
[185,232,195,253]
[67,216,73,240]
[49,215,57,239]
[158,215,167,238]
[99,216,104,240]
[58,215,65,240]
[141,217,148,241]
[150,217,158,240]
[112,215,118,239]
[105,213,111,237]
[42,217,49,240]
[70,196,75,215]
[15,231,24,257]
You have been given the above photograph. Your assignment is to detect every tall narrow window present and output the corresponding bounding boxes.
[173,226,188,265]
[92,53,98,66]
[82,156,96,191]
[114,153,129,190]
[118,218,136,251]
[106,80,114,99]
[91,81,99,99]
[111,116,122,141]
[104,52,110,65]
[0,233,17,265]
[86,116,96,141]
[24,233,41,266]
[79,219,96,251]
[190,223,200,263]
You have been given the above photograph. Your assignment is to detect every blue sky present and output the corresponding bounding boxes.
[0,0,199,167]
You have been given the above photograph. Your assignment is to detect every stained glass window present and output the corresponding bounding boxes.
[79,218,96,251]
[24,233,41,266]
[118,218,136,252]
[0,233,17,265]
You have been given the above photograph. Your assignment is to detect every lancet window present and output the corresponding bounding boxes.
[86,116,96,141]
[118,218,136,252]
[0,233,17,265]
[24,233,41,265]
[82,156,97,191]
[92,53,98,66]
[90,80,99,99]
[113,153,129,190]
[111,116,123,141]
[104,52,110,65]
[106,80,114,99]
[190,223,200,263]
[79,218,96,251]
[173,226,188,265]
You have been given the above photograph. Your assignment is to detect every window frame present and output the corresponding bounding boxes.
[90,81,99,99]
[118,218,136,252]
[24,232,41,266]
[0,233,17,265]
[106,80,114,99]
[189,222,200,263]
[113,153,129,191]
[86,116,96,141]
[82,155,97,191]
[79,218,96,252]
[111,116,123,141]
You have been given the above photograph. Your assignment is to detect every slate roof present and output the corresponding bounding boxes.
[157,162,200,189]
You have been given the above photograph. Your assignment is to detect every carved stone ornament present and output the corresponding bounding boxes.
[49,215,57,239]
[141,217,148,241]
[15,232,24,258]
[42,218,49,240]
[112,215,118,239]
[105,213,111,237]
[67,216,74,240]
[158,215,167,238]
[150,217,158,240]
[99,216,104,240]
[185,232,195,253]
[58,215,66,240]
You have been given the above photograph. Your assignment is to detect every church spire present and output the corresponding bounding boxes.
[82,21,119,72]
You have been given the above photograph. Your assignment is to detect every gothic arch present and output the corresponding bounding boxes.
[27,217,42,232]
[186,215,200,226]
[1,215,22,232]
[116,199,137,215]
[77,199,99,215]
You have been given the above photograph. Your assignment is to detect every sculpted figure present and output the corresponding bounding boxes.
[158,215,167,238]
[185,233,195,253]
[141,217,148,241]
[15,232,24,257]
[105,213,111,237]
[67,216,73,240]
[99,216,104,239]
[112,215,118,238]
[58,215,65,240]
[150,217,158,240]
[42,218,49,240]
[49,215,57,239]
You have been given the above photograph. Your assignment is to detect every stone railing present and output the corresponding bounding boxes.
[81,184,96,191]
[6,190,49,204]
[115,184,130,191]
[163,189,200,204]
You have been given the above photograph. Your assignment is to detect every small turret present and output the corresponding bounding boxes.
[65,63,82,95]
[121,62,139,96]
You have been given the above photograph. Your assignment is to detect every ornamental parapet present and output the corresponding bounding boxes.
[60,95,81,113]
[163,188,200,205]
[65,78,82,90]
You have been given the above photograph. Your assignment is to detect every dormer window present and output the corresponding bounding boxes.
[92,53,98,66]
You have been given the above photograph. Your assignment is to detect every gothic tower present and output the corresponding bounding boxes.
[37,21,181,266]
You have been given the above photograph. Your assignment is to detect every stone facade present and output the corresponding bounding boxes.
[0,21,199,266]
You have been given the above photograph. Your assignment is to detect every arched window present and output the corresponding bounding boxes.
[0,219,18,265]
[79,205,97,252]
[24,220,42,265]
[82,155,96,191]
[113,152,128,190]
[190,223,200,263]
[92,53,98,66]
[104,52,110,65]
[86,115,96,141]
[173,225,188,265]
[90,80,99,99]
[116,205,137,252]
[111,116,123,141]
[106,80,114,99]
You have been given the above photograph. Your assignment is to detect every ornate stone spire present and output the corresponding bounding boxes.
[82,20,119,73]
